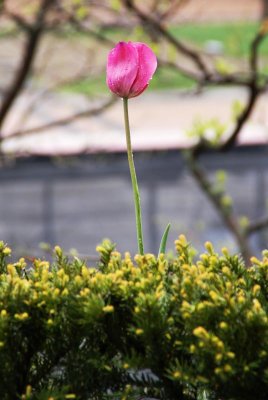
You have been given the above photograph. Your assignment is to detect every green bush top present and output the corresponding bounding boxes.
[0,237,268,400]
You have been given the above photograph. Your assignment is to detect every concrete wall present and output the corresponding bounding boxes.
[0,148,267,259]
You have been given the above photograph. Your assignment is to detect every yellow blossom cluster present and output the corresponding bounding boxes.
[0,237,268,399]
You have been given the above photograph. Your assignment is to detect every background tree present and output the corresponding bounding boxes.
[0,0,267,261]
[263,0,268,18]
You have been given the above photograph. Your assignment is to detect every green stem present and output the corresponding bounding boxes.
[123,97,144,255]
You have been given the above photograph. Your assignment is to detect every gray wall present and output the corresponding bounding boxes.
[0,148,267,259]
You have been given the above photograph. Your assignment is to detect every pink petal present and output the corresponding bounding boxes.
[128,42,157,98]
[106,42,139,98]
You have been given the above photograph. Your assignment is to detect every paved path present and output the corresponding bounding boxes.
[172,0,262,23]
[6,0,262,23]
[2,87,268,156]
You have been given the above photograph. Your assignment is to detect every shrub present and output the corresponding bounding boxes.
[0,237,268,399]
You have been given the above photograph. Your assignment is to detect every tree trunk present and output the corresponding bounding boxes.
[0,0,54,130]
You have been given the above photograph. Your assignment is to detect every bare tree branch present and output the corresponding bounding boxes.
[66,14,115,47]
[220,88,258,152]
[159,0,190,22]
[123,0,211,79]
[189,29,267,158]
[185,151,252,262]
[3,9,31,31]
[157,58,201,82]
[246,215,268,236]
[0,0,55,130]
[262,0,268,19]
[11,65,99,131]
[4,96,117,139]
[250,31,266,75]
[182,25,268,261]
[220,30,267,151]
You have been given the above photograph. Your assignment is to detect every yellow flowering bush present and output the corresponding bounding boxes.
[0,237,268,399]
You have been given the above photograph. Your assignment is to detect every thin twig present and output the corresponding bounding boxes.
[220,30,266,151]
[3,9,31,31]
[246,216,268,236]
[220,87,258,151]
[185,151,252,263]
[190,29,267,157]
[159,0,190,22]
[0,0,54,129]
[66,15,115,47]
[4,96,117,139]
[157,58,201,82]
[14,58,101,131]
[124,0,210,79]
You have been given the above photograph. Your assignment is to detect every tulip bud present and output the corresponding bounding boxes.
[106,41,157,99]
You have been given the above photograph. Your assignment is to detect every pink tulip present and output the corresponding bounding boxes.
[106,41,157,99]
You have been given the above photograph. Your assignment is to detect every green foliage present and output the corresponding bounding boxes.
[231,100,245,122]
[187,118,227,146]
[158,223,171,257]
[1,238,268,399]
[214,58,234,76]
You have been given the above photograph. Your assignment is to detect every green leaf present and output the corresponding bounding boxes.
[158,223,171,257]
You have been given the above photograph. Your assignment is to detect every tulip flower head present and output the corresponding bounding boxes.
[106,41,157,99]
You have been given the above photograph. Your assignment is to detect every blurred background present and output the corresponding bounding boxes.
[0,0,268,260]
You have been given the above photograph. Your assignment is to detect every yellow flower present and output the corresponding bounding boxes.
[223,364,232,373]
[173,370,181,379]
[250,256,261,265]
[53,288,60,297]
[74,275,82,285]
[237,295,245,304]
[221,247,229,257]
[165,333,171,340]
[189,344,196,353]
[54,245,62,257]
[219,321,228,330]
[215,353,223,362]
[103,305,114,313]
[80,288,90,297]
[7,265,16,277]
[205,241,214,254]
[14,312,29,321]
[3,247,11,256]
[193,326,209,339]
[222,266,231,276]
[209,290,219,302]
[227,352,235,359]
[61,288,69,296]
[253,298,262,312]
[253,284,261,296]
